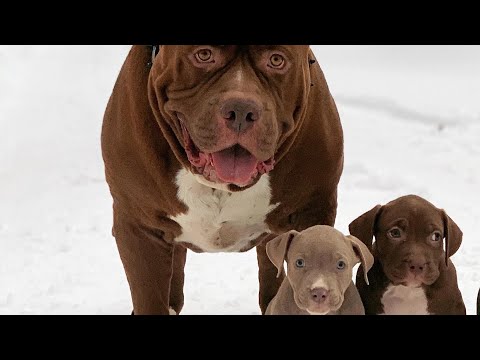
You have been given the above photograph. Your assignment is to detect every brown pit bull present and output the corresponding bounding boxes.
[349,195,466,315]
[265,225,373,315]
[101,46,344,315]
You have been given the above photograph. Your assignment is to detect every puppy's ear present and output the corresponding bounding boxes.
[441,210,463,267]
[266,230,299,278]
[348,205,383,250]
[346,235,374,285]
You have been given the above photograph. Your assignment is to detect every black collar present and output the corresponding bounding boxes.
[147,45,160,67]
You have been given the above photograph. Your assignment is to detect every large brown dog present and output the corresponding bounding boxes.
[349,195,465,315]
[101,46,343,315]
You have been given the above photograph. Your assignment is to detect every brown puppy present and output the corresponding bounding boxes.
[102,46,344,314]
[349,195,465,315]
[265,226,373,315]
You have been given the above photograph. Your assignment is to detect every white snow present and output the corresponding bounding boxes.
[0,45,478,315]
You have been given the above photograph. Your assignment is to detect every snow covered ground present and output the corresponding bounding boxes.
[0,45,479,315]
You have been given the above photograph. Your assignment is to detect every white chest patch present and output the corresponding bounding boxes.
[380,284,430,315]
[170,169,279,253]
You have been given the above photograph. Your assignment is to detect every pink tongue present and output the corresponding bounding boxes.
[211,146,258,185]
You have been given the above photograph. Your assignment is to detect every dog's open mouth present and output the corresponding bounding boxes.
[181,122,275,187]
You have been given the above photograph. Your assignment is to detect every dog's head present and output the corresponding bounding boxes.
[266,225,373,315]
[349,195,463,288]
[148,45,315,190]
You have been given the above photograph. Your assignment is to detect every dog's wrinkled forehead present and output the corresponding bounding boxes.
[158,45,310,82]
[378,195,444,231]
[163,45,309,58]
[152,45,314,116]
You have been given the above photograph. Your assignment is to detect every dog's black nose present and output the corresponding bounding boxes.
[311,287,329,304]
[220,98,261,133]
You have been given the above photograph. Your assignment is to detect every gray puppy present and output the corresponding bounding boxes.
[265,225,374,315]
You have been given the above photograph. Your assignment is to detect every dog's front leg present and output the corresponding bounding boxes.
[114,211,174,315]
[257,234,285,314]
[168,245,187,315]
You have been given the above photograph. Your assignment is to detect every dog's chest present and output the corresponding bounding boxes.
[380,284,430,315]
[170,169,278,252]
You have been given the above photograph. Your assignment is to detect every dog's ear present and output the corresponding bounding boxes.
[348,205,383,251]
[346,235,374,285]
[266,230,300,278]
[441,209,463,267]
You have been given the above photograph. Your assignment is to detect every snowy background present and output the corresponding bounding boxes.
[1,45,479,315]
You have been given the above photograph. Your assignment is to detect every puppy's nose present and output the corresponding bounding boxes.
[220,98,261,133]
[407,260,428,276]
[310,287,329,304]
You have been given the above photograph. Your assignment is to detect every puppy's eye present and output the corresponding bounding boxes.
[388,227,403,239]
[195,49,214,63]
[295,259,305,268]
[337,260,346,270]
[431,231,442,242]
[269,54,285,69]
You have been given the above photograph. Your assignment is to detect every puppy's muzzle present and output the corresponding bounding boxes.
[310,287,329,304]
[404,258,430,277]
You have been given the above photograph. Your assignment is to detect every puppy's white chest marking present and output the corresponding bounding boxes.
[170,169,279,252]
[380,284,430,315]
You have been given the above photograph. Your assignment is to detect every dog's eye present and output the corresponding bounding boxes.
[336,260,346,270]
[269,54,285,69]
[195,49,214,63]
[295,259,305,268]
[388,227,403,239]
[431,231,442,242]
